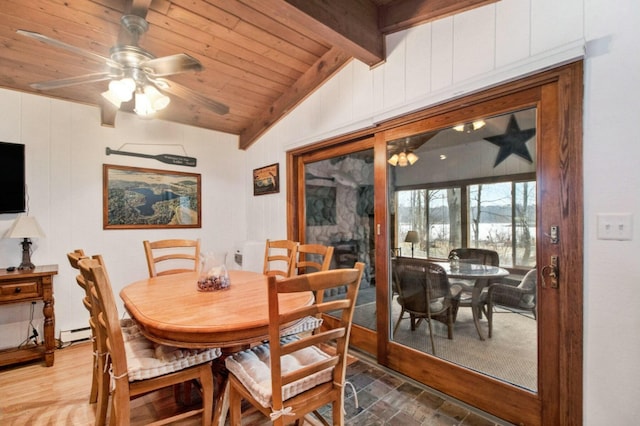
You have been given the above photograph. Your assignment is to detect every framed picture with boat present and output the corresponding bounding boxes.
[253,163,279,196]
[103,164,201,229]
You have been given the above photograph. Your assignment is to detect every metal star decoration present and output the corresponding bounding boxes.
[484,114,535,167]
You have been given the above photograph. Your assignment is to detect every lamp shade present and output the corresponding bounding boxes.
[404,230,419,244]
[4,215,46,239]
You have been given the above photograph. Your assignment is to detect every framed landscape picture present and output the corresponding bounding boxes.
[253,163,279,196]
[103,164,201,229]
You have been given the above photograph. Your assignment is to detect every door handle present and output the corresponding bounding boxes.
[541,256,559,288]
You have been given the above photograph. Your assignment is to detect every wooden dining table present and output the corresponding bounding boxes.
[120,269,314,424]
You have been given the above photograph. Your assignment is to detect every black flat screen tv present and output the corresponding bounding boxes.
[0,142,26,213]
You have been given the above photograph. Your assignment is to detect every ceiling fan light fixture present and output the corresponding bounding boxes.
[101,90,122,108]
[134,88,155,116]
[387,154,399,166]
[144,85,170,111]
[108,78,135,102]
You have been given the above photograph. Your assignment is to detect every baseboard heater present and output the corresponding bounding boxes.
[59,327,92,343]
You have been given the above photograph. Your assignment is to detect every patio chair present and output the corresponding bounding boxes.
[484,268,537,338]
[392,258,460,355]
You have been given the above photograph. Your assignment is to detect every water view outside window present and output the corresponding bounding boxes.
[395,181,536,267]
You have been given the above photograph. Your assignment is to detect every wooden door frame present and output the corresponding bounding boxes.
[287,61,583,425]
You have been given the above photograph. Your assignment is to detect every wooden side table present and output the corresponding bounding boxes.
[0,265,58,367]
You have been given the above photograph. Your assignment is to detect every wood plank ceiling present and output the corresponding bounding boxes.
[0,0,495,149]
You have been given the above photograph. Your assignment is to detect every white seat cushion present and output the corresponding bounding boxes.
[120,318,142,341]
[225,336,333,407]
[279,316,323,337]
[124,335,221,382]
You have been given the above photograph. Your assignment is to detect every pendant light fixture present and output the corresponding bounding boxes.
[388,137,419,167]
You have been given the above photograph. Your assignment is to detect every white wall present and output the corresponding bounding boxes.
[0,0,637,423]
[583,0,640,423]
[243,0,639,424]
[0,91,247,347]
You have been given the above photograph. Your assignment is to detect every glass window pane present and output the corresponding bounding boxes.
[387,107,538,392]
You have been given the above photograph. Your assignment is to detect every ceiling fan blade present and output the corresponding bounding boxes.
[17,30,121,70]
[152,78,229,115]
[30,72,115,90]
[143,54,203,77]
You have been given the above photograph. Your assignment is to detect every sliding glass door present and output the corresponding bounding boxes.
[288,62,583,425]
[387,108,538,392]
[303,149,377,332]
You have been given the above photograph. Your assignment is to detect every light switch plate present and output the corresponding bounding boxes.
[597,213,633,240]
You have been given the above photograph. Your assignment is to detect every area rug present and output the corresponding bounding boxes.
[352,299,538,391]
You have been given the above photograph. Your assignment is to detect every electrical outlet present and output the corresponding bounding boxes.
[597,213,633,240]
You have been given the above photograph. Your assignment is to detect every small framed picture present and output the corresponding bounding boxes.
[253,163,279,196]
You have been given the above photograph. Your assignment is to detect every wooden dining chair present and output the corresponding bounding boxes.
[70,249,196,417]
[225,262,364,426]
[143,238,201,277]
[67,249,108,421]
[294,243,334,276]
[78,257,219,426]
[263,239,298,279]
[281,244,334,338]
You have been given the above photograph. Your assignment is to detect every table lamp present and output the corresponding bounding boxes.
[404,230,419,258]
[4,215,46,269]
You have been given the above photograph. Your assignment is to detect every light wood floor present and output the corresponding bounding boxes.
[0,341,505,425]
[0,342,206,425]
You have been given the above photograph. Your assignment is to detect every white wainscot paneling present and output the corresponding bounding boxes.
[430,18,454,91]
[350,61,375,121]
[405,24,432,100]
[495,0,532,67]
[452,6,497,83]
[383,31,408,109]
[0,90,22,141]
[531,0,583,55]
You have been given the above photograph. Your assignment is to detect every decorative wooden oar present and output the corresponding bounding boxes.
[105,147,197,167]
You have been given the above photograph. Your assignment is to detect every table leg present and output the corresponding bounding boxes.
[213,379,230,426]
[471,303,486,341]
[212,344,248,425]
[471,280,488,341]
[212,357,229,426]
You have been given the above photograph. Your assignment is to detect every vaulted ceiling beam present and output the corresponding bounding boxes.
[239,47,352,150]
[379,0,499,34]
[283,0,383,67]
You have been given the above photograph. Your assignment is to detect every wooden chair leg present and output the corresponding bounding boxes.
[89,335,99,404]
[228,381,241,426]
[96,352,109,426]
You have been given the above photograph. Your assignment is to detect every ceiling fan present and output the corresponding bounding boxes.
[17,3,229,127]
